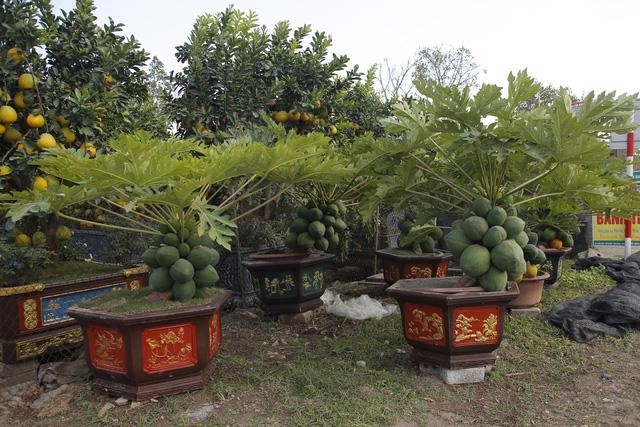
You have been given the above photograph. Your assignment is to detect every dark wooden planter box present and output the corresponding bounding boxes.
[540,246,572,286]
[386,278,519,369]
[242,251,334,314]
[377,248,453,286]
[0,265,148,364]
[68,289,231,401]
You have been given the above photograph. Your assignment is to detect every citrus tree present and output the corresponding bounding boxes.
[1,0,153,251]
[168,6,365,142]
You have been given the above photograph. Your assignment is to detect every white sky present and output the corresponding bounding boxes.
[52,0,639,96]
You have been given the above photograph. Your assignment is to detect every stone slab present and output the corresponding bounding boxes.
[419,363,487,384]
[0,360,37,387]
[509,307,542,319]
[278,306,324,325]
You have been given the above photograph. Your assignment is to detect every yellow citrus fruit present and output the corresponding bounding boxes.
[0,165,12,176]
[549,239,563,249]
[13,92,26,108]
[329,125,337,136]
[61,127,76,143]
[18,73,36,90]
[56,115,70,126]
[3,126,22,143]
[195,122,206,132]
[33,176,48,190]
[55,225,73,241]
[312,118,320,126]
[272,111,289,123]
[288,111,301,122]
[15,233,31,247]
[0,124,5,135]
[32,231,47,246]
[17,143,25,150]
[300,112,310,122]
[0,105,18,123]
[88,146,97,158]
[105,73,115,85]
[26,147,34,154]
[525,263,538,278]
[36,133,57,150]
[7,47,25,62]
[26,113,46,128]
[80,142,93,152]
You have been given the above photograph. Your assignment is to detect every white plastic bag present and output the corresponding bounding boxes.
[321,289,397,320]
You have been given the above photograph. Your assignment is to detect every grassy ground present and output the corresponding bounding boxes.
[5,263,640,426]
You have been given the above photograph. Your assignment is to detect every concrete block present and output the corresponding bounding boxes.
[279,310,315,325]
[440,366,485,384]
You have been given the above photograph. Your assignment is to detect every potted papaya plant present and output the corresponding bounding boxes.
[376,212,452,285]
[1,130,340,399]
[357,70,638,373]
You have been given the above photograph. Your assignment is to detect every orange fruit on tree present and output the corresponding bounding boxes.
[33,176,48,190]
[104,73,115,85]
[13,92,26,108]
[329,125,337,135]
[26,113,45,128]
[7,47,26,62]
[288,111,301,122]
[36,133,57,150]
[3,126,22,143]
[0,165,12,176]
[87,146,97,158]
[0,124,6,135]
[61,127,76,143]
[0,105,18,123]
[18,73,36,90]
[300,112,310,122]
[272,111,289,123]
[15,233,31,247]
[549,239,563,249]
[56,115,71,126]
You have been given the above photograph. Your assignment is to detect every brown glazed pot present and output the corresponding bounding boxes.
[0,265,148,364]
[508,272,551,308]
[386,277,519,369]
[376,248,453,286]
[242,250,334,314]
[539,246,572,286]
[67,289,231,401]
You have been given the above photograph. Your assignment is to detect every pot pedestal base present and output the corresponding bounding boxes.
[419,363,487,384]
[262,297,323,314]
[94,370,205,401]
[410,347,497,370]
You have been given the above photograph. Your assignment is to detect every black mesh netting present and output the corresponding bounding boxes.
[547,254,640,342]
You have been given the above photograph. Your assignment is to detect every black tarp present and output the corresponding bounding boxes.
[546,254,640,342]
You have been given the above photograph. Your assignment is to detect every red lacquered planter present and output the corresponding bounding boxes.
[67,289,231,401]
[0,265,148,364]
[387,278,519,369]
[377,248,453,286]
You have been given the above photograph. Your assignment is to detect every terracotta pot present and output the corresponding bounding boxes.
[539,246,572,286]
[67,289,231,400]
[0,265,148,364]
[241,250,334,314]
[508,272,550,308]
[376,248,453,286]
[386,277,519,369]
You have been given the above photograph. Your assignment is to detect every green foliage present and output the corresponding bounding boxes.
[357,70,640,220]
[169,6,363,141]
[0,240,54,284]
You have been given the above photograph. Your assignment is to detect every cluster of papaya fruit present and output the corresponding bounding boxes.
[143,219,220,301]
[396,213,443,253]
[285,201,347,253]
[535,226,574,249]
[444,197,534,291]
[521,231,547,278]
